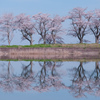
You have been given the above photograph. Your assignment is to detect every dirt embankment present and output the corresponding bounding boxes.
[0,48,100,60]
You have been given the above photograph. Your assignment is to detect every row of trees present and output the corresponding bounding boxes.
[0,13,66,45]
[1,7,100,45]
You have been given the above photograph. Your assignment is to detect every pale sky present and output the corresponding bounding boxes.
[0,0,100,45]
[1,0,100,15]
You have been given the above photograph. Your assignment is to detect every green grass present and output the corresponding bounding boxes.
[1,43,100,48]
[0,44,52,48]
[0,59,62,62]
[0,58,100,62]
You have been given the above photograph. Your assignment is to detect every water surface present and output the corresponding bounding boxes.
[0,60,100,100]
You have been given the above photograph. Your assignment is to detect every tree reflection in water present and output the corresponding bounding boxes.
[0,61,100,98]
[69,62,91,98]
[33,61,67,92]
[0,61,35,92]
[0,61,67,92]
[69,61,100,98]
[0,61,14,92]
[16,61,34,91]
[89,62,100,96]
[21,61,33,79]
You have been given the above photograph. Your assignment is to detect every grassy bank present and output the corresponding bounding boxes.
[0,58,100,62]
[1,44,100,48]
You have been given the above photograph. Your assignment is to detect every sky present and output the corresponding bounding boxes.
[0,0,100,45]
[1,0,100,15]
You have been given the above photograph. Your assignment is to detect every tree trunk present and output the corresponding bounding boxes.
[95,61,99,69]
[8,33,10,45]
[53,36,56,44]
[8,39,10,45]
[30,35,33,45]
[30,61,33,73]
[51,62,56,76]
[54,39,56,44]
[80,39,83,43]
[95,36,99,44]
[95,61,99,79]
[8,61,10,74]
[30,41,32,45]
[52,34,56,44]
[80,62,83,67]
[43,38,46,44]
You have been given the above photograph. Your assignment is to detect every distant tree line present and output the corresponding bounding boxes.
[0,7,100,45]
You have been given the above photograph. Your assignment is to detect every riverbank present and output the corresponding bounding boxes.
[0,47,100,60]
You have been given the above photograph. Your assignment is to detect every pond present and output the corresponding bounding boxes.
[0,60,100,100]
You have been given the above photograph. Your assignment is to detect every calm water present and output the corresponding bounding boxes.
[0,60,100,100]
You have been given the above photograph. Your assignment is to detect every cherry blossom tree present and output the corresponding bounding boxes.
[89,10,100,43]
[33,13,51,44]
[15,14,35,45]
[68,7,90,43]
[0,13,16,45]
[49,15,66,44]
[33,13,66,44]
